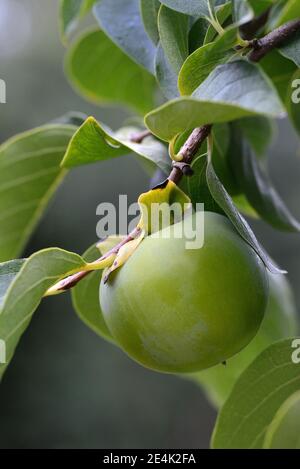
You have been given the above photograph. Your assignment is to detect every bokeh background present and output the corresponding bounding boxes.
[0,0,299,449]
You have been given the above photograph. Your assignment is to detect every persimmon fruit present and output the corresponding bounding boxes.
[100,212,269,373]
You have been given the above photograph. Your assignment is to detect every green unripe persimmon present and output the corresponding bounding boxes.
[100,212,269,373]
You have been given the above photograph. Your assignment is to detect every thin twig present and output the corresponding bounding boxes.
[249,18,300,62]
[130,129,152,143]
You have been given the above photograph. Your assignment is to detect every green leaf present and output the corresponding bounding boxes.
[61,116,171,174]
[140,0,161,44]
[93,0,156,73]
[158,0,210,17]
[215,0,228,5]
[209,116,275,199]
[159,0,227,18]
[0,260,25,308]
[145,60,285,141]
[155,43,180,99]
[260,50,296,102]
[60,0,96,40]
[178,26,238,95]
[192,61,284,116]
[114,126,171,174]
[232,193,259,218]
[249,0,273,16]
[0,248,89,380]
[229,127,300,232]
[61,117,125,167]
[236,116,274,157]
[187,154,223,213]
[212,339,300,448]
[158,4,189,73]
[266,1,284,31]
[0,124,75,262]
[275,0,300,27]
[263,390,300,449]
[189,17,208,52]
[206,158,284,274]
[66,29,156,114]
[232,0,254,25]
[72,244,114,343]
[211,124,240,195]
[287,69,300,134]
[278,30,300,67]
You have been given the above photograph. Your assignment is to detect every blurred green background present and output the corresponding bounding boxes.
[0,0,299,449]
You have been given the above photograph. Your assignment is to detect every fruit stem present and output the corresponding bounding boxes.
[168,125,212,185]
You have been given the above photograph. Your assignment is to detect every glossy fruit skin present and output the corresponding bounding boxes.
[192,272,298,407]
[100,212,269,374]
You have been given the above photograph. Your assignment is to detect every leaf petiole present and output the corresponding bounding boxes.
[206,2,224,36]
